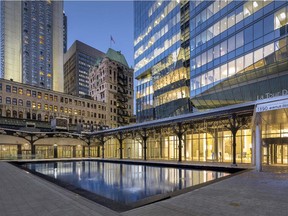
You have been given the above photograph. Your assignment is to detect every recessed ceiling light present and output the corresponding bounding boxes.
[280,12,286,20]
[253,1,258,8]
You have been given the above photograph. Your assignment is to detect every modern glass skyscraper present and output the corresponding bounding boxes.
[0,0,64,92]
[134,0,288,122]
[64,40,105,97]
[134,0,191,122]
[190,0,288,109]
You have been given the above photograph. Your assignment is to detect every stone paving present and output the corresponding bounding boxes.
[1,161,288,216]
[0,162,117,216]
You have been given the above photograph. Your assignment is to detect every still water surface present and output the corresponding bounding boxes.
[24,161,229,204]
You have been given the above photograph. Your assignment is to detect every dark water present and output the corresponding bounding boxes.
[24,161,229,204]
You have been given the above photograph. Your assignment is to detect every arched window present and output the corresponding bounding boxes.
[6,109,11,117]
[37,114,41,121]
[6,97,11,104]
[32,113,36,120]
[44,115,48,122]
[12,110,17,118]
[74,118,77,124]
[19,111,23,119]
[26,112,31,119]
[69,118,72,124]
[19,99,23,106]
[49,115,53,120]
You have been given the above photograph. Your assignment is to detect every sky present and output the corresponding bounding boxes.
[64,1,134,67]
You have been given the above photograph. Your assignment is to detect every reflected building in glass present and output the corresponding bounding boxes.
[134,0,288,122]
[190,0,288,109]
[134,0,192,122]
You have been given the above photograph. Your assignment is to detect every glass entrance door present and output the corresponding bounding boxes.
[264,144,288,165]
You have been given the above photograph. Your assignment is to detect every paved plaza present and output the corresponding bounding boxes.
[0,161,288,216]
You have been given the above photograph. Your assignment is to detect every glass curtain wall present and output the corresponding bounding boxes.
[103,120,252,164]
[190,0,288,109]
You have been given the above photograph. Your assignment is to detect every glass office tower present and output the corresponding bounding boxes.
[135,0,288,122]
[134,0,191,122]
[190,0,288,109]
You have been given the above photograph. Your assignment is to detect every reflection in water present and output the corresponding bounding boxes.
[24,161,229,204]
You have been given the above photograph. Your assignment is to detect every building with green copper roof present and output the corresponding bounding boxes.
[105,48,130,68]
[89,48,134,127]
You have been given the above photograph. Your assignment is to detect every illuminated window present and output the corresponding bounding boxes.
[49,105,53,111]
[32,102,36,108]
[18,88,23,95]
[37,103,41,109]
[54,106,58,112]
[12,86,17,94]
[44,93,48,100]
[274,7,288,29]
[44,104,48,110]
[38,92,42,99]
[26,89,31,96]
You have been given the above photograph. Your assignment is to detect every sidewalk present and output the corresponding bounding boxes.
[0,161,288,216]
[0,162,117,216]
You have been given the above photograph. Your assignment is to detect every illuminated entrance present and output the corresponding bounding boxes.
[255,96,288,170]
[261,111,288,165]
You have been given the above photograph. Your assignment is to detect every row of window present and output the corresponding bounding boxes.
[135,32,180,73]
[1,109,103,125]
[135,13,180,60]
[0,83,106,110]
[192,0,273,49]
[191,6,288,76]
[134,1,178,46]
[190,38,287,97]
[1,96,106,119]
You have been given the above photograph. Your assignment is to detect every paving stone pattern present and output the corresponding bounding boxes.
[1,162,288,216]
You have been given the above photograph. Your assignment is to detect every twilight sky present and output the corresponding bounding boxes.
[64,1,134,67]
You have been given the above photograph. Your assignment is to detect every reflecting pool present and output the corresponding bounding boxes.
[23,161,229,204]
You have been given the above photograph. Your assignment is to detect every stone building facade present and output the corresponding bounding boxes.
[0,78,111,129]
[89,49,134,127]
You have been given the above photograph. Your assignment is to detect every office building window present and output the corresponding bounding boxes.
[6,97,11,104]
[6,85,11,93]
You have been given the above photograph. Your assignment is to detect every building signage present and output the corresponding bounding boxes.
[256,89,288,100]
[256,99,288,113]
